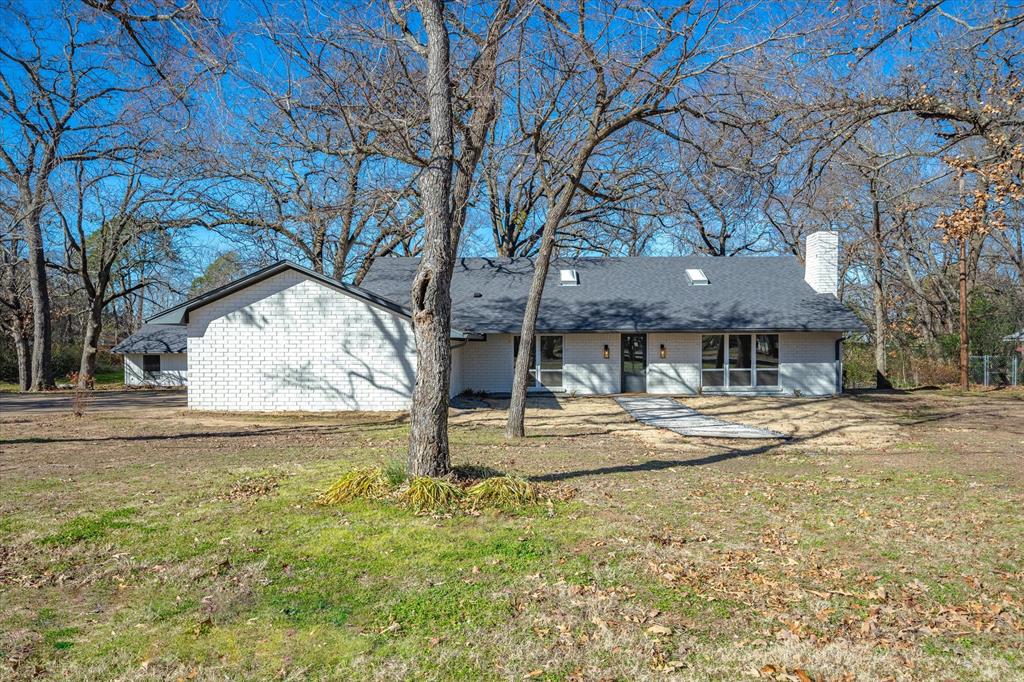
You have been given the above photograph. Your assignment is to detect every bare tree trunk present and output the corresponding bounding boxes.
[959,237,969,391]
[506,159,588,438]
[13,321,31,391]
[505,233,556,438]
[24,205,54,391]
[78,302,103,389]
[406,0,455,477]
[870,178,891,389]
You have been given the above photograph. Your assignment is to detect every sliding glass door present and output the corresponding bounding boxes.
[538,336,563,387]
[701,335,726,387]
[729,335,752,386]
[702,333,779,389]
[513,335,564,388]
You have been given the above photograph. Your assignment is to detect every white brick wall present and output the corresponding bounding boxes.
[646,332,839,397]
[647,333,701,395]
[445,330,841,398]
[804,231,839,295]
[123,353,187,386]
[187,271,417,411]
[459,334,514,394]
[450,344,465,397]
[564,333,620,394]
[456,332,619,395]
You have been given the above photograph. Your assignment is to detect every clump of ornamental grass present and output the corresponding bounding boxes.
[400,476,465,512]
[318,467,390,505]
[466,475,537,509]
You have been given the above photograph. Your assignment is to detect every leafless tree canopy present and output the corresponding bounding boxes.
[0,0,1019,410]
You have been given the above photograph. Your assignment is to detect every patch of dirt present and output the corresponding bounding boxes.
[450,391,1023,482]
[450,392,908,454]
[681,394,904,451]
[0,408,407,481]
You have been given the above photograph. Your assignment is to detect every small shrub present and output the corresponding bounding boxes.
[319,467,390,505]
[466,475,536,509]
[909,357,959,386]
[400,476,465,512]
[384,460,408,487]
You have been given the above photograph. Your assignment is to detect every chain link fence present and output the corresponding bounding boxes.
[969,355,1022,387]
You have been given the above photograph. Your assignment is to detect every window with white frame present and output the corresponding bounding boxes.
[513,335,564,388]
[701,334,779,388]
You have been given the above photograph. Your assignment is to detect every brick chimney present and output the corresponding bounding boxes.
[804,231,838,296]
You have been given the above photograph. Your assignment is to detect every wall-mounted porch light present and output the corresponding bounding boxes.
[602,344,610,359]
[659,343,667,359]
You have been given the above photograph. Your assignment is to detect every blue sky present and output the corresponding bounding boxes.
[2,0,1002,292]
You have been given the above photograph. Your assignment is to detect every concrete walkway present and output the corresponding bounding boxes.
[615,396,788,439]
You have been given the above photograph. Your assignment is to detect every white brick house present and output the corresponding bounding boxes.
[137,231,865,411]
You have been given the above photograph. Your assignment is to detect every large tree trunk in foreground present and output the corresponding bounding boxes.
[407,0,456,477]
[24,205,54,391]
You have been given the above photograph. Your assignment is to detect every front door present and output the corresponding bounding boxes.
[621,334,647,393]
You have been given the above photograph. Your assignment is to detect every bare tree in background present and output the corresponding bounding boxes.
[505,0,829,437]
[0,1,216,390]
[794,3,1021,387]
[663,120,774,256]
[52,159,198,388]
[186,7,424,283]
[483,123,675,257]
[0,200,31,390]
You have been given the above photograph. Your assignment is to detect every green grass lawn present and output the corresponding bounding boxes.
[0,369,123,393]
[1,393,1021,680]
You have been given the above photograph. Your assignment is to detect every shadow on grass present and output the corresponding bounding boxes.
[0,414,410,446]
[528,421,857,483]
[529,445,779,482]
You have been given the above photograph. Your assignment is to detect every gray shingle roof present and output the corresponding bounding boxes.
[111,325,187,354]
[361,256,867,334]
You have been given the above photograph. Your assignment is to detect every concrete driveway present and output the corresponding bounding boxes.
[0,388,186,415]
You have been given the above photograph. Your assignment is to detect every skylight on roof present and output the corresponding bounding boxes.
[685,268,709,286]
[559,269,580,286]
